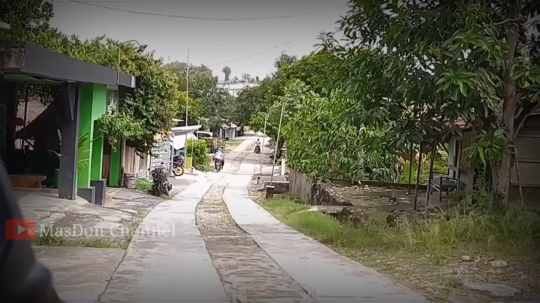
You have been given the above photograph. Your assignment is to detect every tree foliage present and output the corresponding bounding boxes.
[233,0,540,194]
[0,0,53,33]
[164,62,235,130]
[2,0,235,153]
[321,0,540,203]
[26,32,181,152]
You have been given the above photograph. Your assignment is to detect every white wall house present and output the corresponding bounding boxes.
[218,80,258,97]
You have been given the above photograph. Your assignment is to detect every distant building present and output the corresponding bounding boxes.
[217,79,258,97]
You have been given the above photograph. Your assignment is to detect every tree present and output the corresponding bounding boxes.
[245,51,337,159]
[17,27,182,153]
[0,0,53,36]
[231,79,270,127]
[164,62,216,123]
[241,73,252,83]
[325,0,540,204]
[222,66,231,82]
[274,53,298,70]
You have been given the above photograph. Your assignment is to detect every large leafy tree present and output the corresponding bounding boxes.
[324,0,540,204]
[164,61,236,129]
[163,62,217,124]
[231,79,271,128]
[47,34,181,152]
[5,14,182,153]
[0,0,53,33]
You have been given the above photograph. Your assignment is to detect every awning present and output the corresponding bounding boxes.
[0,41,136,88]
[171,124,202,134]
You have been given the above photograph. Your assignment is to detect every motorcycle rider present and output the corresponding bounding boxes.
[213,148,225,169]
[254,139,261,153]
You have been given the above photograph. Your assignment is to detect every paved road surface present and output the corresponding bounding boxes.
[95,136,426,302]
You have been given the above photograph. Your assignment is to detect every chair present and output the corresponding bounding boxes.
[429,165,465,202]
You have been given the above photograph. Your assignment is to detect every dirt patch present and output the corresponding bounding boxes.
[340,248,540,302]
[333,184,432,212]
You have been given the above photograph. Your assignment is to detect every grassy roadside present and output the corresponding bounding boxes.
[260,197,540,301]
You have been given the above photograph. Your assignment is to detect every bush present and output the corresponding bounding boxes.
[136,178,152,193]
[186,139,208,170]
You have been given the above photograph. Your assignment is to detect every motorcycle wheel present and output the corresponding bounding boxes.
[173,165,184,176]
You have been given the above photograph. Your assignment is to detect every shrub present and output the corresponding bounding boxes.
[136,178,152,193]
[186,139,208,170]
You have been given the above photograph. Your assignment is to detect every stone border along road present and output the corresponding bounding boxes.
[196,142,315,303]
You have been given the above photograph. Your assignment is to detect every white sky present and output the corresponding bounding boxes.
[51,0,347,80]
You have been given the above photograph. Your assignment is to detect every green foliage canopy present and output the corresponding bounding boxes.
[322,0,540,203]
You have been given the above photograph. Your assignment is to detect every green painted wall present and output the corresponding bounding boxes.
[109,141,122,186]
[90,121,104,180]
[77,84,107,187]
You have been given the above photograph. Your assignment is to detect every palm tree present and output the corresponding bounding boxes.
[222,66,231,82]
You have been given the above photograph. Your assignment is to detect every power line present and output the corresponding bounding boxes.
[214,47,292,81]
[205,40,294,67]
[203,25,334,66]
[68,1,345,21]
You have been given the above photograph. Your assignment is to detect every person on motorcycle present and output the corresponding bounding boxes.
[254,139,261,153]
[213,148,225,168]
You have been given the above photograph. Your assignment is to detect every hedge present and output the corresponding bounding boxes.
[186,139,208,170]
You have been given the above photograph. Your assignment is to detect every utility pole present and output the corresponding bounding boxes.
[270,104,285,183]
[258,113,268,176]
[184,48,190,168]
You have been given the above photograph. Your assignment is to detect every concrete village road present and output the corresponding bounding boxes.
[48,135,426,303]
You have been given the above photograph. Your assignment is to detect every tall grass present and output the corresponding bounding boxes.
[264,194,540,261]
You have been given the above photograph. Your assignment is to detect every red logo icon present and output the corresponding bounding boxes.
[6,219,37,240]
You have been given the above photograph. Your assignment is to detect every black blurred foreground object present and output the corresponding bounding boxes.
[0,161,63,302]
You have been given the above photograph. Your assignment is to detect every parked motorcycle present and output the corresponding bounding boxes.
[172,156,185,176]
[254,145,261,154]
[150,164,172,196]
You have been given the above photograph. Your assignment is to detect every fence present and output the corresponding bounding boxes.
[289,169,314,204]
[122,145,148,178]
[289,168,353,206]
[146,140,173,179]
[122,139,173,180]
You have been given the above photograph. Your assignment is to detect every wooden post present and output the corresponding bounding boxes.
[413,145,424,210]
[265,185,275,199]
[407,143,414,194]
[425,142,437,208]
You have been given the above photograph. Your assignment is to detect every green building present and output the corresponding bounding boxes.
[0,40,136,205]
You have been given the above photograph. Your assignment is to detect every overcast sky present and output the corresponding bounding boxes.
[50,0,347,80]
